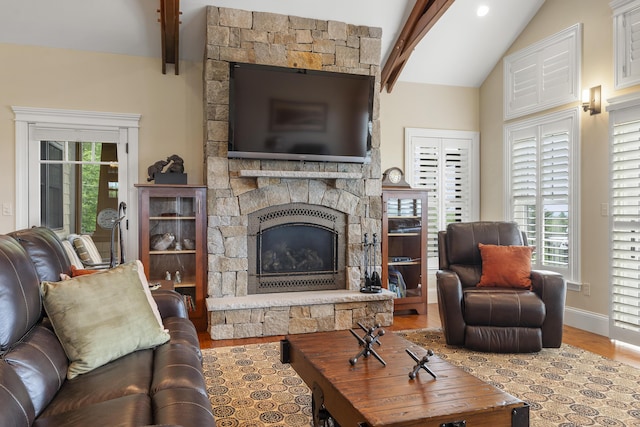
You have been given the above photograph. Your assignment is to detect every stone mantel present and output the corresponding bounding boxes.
[237,170,363,179]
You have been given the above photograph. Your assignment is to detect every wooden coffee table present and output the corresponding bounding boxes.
[281,330,528,427]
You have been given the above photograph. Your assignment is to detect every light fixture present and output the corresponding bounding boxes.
[477,5,490,17]
[582,85,601,115]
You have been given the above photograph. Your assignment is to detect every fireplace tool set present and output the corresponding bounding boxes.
[361,233,382,293]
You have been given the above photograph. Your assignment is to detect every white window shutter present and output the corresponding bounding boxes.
[508,55,538,115]
[540,40,573,105]
[613,0,640,89]
[609,101,640,343]
[505,109,578,280]
[504,24,581,119]
[411,140,441,259]
[510,128,538,252]
[406,130,479,263]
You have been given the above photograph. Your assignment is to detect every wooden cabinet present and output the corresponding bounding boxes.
[136,184,207,331]
[382,188,428,314]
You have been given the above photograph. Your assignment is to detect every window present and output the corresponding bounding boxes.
[504,24,581,119]
[13,107,140,260]
[608,94,640,346]
[404,129,479,268]
[504,108,580,282]
[612,0,640,89]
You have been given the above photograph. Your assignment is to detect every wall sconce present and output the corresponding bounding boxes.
[582,85,601,115]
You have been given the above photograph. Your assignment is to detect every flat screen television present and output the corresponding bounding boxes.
[228,62,374,163]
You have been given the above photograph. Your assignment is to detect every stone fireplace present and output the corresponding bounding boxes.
[203,6,393,339]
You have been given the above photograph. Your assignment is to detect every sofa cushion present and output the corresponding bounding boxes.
[3,325,68,417]
[477,243,533,289]
[0,235,43,352]
[153,388,217,427]
[9,227,72,283]
[0,360,36,427]
[39,349,153,419]
[33,393,153,427]
[41,261,170,379]
[463,289,545,327]
[445,221,524,266]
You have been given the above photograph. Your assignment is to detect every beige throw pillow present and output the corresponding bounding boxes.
[41,261,170,379]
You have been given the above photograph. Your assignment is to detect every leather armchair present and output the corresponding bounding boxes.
[437,221,566,352]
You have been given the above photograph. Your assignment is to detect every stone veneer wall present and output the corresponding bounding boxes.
[203,6,389,338]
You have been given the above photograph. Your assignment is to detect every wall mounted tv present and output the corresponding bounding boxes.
[228,62,374,163]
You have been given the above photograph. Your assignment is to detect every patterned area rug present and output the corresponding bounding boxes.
[203,330,640,426]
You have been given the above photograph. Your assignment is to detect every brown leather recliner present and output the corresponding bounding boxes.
[437,221,566,353]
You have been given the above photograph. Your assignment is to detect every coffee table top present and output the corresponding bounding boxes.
[284,330,527,427]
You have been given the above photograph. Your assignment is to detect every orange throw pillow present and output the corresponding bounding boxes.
[71,265,100,277]
[477,243,533,289]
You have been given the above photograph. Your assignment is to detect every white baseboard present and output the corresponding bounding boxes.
[564,306,610,337]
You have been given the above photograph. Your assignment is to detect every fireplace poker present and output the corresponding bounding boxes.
[362,233,373,291]
[370,233,382,291]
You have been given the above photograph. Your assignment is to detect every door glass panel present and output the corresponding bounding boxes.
[387,197,423,298]
[40,141,119,259]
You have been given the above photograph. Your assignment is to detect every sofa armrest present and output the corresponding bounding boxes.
[436,269,466,346]
[530,270,566,348]
[152,290,189,320]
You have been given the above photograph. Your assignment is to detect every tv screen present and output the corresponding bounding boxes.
[228,62,374,163]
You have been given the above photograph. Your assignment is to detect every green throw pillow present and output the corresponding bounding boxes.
[41,261,170,379]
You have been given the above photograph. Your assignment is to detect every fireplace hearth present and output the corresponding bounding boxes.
[248,203,346,294]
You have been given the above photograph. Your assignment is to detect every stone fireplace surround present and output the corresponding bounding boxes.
[203,6,394,339]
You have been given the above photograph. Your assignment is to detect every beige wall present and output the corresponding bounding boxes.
[379,81,479,173]
[0,43,203,233]
[480,0,632,317]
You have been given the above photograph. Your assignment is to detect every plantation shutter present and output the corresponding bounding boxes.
[610,104,640,345]
[504,24,580,119]
[625,7,640,79]
[505,109,577,279]
[409,136,475,264]
[510,128,538,256]
[412,141,440,261]
[613,0,640,89]
[540,121,570,268]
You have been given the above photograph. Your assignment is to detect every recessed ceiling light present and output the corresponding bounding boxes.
[477,5,490,17]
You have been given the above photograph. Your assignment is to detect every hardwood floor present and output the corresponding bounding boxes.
[198,303,640,369]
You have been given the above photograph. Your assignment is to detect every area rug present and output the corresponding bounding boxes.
[203,330,640,426]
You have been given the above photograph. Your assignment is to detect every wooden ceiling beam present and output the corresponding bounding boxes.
[381,0,456,93]
[158,0,181,75]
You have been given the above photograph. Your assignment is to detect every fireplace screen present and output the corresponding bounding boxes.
[248,204,346,294]
[259,224,336,275]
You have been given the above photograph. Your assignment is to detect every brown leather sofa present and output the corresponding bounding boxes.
[437,221,566,353]
[0,227,216,427]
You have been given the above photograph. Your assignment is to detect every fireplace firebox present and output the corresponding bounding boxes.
[248,204,346,294]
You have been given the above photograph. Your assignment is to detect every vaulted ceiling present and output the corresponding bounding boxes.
[0,0,544,88]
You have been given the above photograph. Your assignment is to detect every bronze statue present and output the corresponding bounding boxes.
[166,154,184,173]
[146,154,185,182]
[147,160,168,182]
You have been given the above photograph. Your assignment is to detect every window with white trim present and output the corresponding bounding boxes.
[504,108,580,282]
[612,0,640,90]
[404,129,480,269]
[608,95,640,346]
